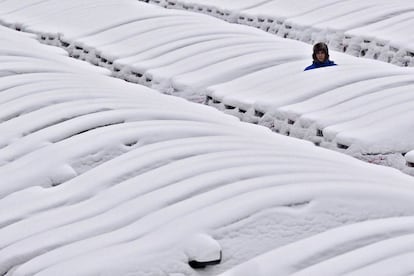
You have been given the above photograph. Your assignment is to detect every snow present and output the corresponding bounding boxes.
[1,1,414,276]
[184,233,222,264]
[150,0,414,66]
[219,216,414,276]
[207,58,414,174]
[2,0,413,173]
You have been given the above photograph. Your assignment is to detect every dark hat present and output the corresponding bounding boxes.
[312,42,329,62]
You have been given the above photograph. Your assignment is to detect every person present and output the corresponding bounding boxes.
[304,42,337,71]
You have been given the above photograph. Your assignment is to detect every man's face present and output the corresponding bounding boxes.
[316,51,326,62]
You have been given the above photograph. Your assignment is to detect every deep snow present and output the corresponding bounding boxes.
[1,0,412,174]
[1,1,414,276]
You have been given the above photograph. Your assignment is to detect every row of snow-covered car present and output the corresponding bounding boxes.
[1,0,412,175]
[2,19,414,276]
[142,0,414,67]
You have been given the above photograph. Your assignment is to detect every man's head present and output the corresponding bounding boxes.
[312,42,329,63]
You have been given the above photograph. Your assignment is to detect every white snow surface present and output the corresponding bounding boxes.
[1,2,414,276]
[146,0,414,67]
[0,0,412,174]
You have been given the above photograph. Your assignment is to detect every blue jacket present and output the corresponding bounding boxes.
[304,60,337,71]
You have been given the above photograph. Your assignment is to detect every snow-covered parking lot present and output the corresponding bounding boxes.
[1,1,414,275]
[146,0,414,67]
[1,0,413,174]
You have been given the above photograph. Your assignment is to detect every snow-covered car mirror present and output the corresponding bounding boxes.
[185,233,222,269]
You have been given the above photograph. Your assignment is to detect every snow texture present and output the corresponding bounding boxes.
[1,0,413,174]
[144,0,414,67]
[1,2,414,276]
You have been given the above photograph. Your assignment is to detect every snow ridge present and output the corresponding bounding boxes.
[1,0,414,176]
[142,0,414,67]
[1,0,413,175]
[2,7,414,276]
